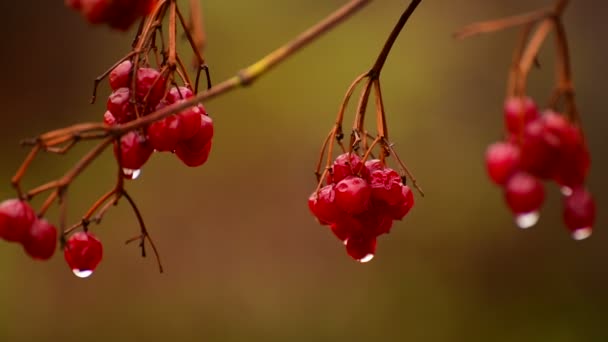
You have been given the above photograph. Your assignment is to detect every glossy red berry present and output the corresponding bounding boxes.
[64,232,103,278]
[0,199,36,243]
[485,141,520,185]
[166,86,194,103]
[147,115,182,152]
[504,96,539,135]
[364,159,385,174]
[334,176,371,215]
[308,185,343,225]
[520,116,562,179]
[115,131,154,170]
[345,235,377,262]
[135,68,166,107]
[503,172,545,215]
[331,153,367,183]
[368,168,403,205]
[177,105,205,140]
[175,140,212,167]
[109,60,132,90]
[387,185,415,220]
[107,87,134,123]
[563,187,595,240]
[23,219,57,260]
[354,205,393,236]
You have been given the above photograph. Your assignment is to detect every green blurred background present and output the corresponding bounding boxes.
[0,0,606,341]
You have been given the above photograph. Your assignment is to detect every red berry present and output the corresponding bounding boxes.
[115,131,154,170]
[520,116,562,178]
[166,86,194,103]
[23,219,57,260]
[0,199,36,243]
[504,96,538,135]
[485,141,520,185]
[183,115,213,149]
[80,0,109,24]
[364,159,385,174]
[368,168,403,205]
[103,111,117,126]
[177,105,204,140]
[345,234,377,262]
[65,0,82,10]
[354,205,393,236]
[135,68,166,107]
[147,115,182,152]
[503,172,545,215]
[64,232,103,278]
[334,176,371,215]
[109,60,132,90]
[107,88,134,123]
[308,185,343,225]
[387,185,415,220]
[563,187,595,240]
[175,140,212,167]
[331,153,368,183]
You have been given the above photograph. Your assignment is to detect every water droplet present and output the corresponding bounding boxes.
[122,168,141,180]
[561,186,573,196]
[342,239,348,246]
[72,269,93,278]
[572,227,592,241]
[358,253,374,263]
[515,211,539,229]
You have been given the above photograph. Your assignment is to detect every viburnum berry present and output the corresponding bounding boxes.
[308,185,343,225]
[175,140,212,167]
[67,0,158,31]
[107,87,134,123]
[330,153,368,183]
[0,199,36,243]
[503,172,545,228]
[135,67,166,107]
[364,159,385,173]
[22,219,57,261]
[109,60,133,90]
[345,234,377,263]
[386,185,414,221]
[504,96,539,135]
[147,115,182,152]
[563,187,596,240]
[177,105,205,140]
[166,86,194,103]
[334,176,372,215]
[115,131,154,171]
[368,168,403,205]
[485,141,520,185]
[174,114,214,167]
[64,232,103,278]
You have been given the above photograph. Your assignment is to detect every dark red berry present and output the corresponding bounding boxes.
[354,205,393,236]
[387,185,414,220]
[107,88,134,123]
[147,115,182,152]
[23,219,57,260]
[177,105,204,140]
[64,232,103,277]
[180,115,213,150]
[80,0,108,24]
[109,60,132,90]
[135,68,166,107]
[369,168,403,205]
[364,159,385,174]
[175,140,212,167]
[503,172,545,215]
[563,187,595,240]
[115,131,154,170]
[0,199,36,243]
[485,141,520,185]
[308,185,343,225]
[166,86,194,103]
[331,153,368,184]
[334,176,371,215]
[520,115,562,179]
[504,96,539,135]
[345,235,377,262]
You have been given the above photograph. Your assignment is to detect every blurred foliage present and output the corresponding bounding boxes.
[0,0,606,341]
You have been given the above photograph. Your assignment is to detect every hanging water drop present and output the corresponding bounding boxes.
[571,227,592,241]
[72,269,94,278]
[358,253,374,263]
[515,211,539,229]
[561,186,573,196]
[122,168,141,180]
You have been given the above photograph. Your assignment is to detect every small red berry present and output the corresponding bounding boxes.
[334,176,371,215]
[166,86,194,103]
[0,199,36,243]
[503,172,545,225]
[345,234,377,263]
[308,185,343,225]
[485,141,520,185]
[368,168,403,205]
[80,0,109,24]
[64,232,103,278]
[115,131,154,170]
[387,185,415,220]
[109,60,132,90]
[520,116,561,179]
[563,187,595,240]
[504,96,539,135]
[177,105,205,140]
[135,68,166,107]
[23,219,57,260]
[107,88,134,123]
[175,140,212,167]
[147,115,182,152]
[364,159,385,174]
[331,153,368,183]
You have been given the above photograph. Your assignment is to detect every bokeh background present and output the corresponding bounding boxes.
[0,0,606,341]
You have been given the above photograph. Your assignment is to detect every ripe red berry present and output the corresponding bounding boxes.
[135,68,166,107]
[166,86,194,103]
[354,205,393,236]
[115,131,154,171]
[0,199,36,243]
[80,0,108,24]
[563,187,595,240]
[23,219,57,260]
[520,116,562,179]
[369,168,403,205]
[334,176,371,215]
[364,159,385,174]
[485,141,520,185]
[308,185,343,225]
[109,60,132,90]
[64,232,103,278]
[331,153,368,183]
[504,96,539,135]
[147,115,182,152]
[503,172,545,228]
[345,234,377,262]
[107,87,134,123]
[387,185,415,220]
[177,105,205,140]
[175,140,212,167]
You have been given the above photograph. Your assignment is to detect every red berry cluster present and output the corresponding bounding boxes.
[65,0,158,30]
[105,60,214,178]
[0,199,104,277]
[308,153,414,262]
[485,96,595,239]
